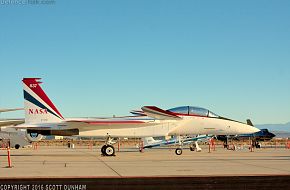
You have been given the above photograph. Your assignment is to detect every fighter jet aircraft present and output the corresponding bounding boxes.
[217,128,275,148]
[14,78,260,156]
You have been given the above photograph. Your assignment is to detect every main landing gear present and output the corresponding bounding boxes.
[101,136,115,156]
[190,141,202,152]
[101,144,115,156]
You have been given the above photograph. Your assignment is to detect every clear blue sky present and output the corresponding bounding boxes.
[0,0,289,124]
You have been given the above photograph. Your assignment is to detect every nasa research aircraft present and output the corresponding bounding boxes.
[14,78,260,156]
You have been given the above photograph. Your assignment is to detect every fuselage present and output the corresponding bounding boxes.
[66,114,260,138]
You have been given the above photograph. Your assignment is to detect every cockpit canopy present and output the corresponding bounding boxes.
[167,106,219,118]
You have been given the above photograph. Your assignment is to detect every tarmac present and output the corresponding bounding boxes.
[0,145,290,189]
[0,145,289,178]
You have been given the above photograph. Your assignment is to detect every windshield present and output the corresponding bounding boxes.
[208,111,219,118]
[167,106,189,114]
[167,106,219,117]
[188,106,208,117]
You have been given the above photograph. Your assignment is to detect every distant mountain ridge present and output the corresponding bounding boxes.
[256,122,290,132]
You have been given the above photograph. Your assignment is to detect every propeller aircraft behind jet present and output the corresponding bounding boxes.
[141,134,213,154]
[14,78,260,156]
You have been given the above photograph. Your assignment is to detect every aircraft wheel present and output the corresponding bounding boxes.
[101,145,107,155]
[190,147,195,151]
[104,145,115,156]
[175,148,182,155]
[15,144,20,149]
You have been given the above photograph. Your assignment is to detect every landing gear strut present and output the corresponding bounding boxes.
[190,142,196,151]
[175,135,183,155]
[101,136,115,156]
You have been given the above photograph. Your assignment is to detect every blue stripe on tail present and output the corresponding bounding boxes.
[24,90,62,120]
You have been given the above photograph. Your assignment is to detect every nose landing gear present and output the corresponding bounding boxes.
[101,136,116,156]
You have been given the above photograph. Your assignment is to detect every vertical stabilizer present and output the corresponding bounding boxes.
[23,78,64,123]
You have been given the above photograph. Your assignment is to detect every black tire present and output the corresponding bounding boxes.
[104,145,115,156]
[175,148,182,155]
[190,147,195,151]
[15,144,20,149]
[101,145,107,155]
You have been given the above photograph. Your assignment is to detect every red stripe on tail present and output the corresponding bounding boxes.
[23,78,64,119]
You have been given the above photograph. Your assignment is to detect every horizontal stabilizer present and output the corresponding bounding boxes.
[141,106,181,120]
[143,137,162,146]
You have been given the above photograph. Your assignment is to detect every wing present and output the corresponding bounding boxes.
[0,108,23,113]
[141,106,181,120]
[130,110,147,116]
[0,119,25,127]
[12,116,158,134]
[183,135,214,144]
